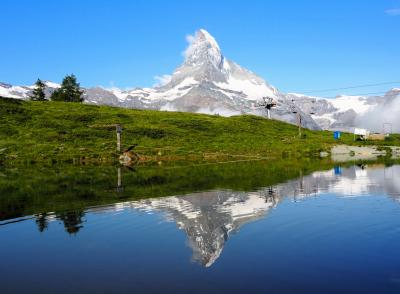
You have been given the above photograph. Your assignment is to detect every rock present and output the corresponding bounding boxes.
[331,145,387,162]
[319,151,329,158]
[119,151,139,166]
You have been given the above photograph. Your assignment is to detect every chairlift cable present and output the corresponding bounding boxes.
[299,81,400,94]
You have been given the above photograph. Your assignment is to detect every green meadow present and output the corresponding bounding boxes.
[1,97,399,164]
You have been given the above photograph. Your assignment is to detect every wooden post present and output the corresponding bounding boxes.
[117,167,122,187]
[116,124,122,152]
[116,167,124,193]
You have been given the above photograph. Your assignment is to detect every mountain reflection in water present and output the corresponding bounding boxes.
[27,164,400,267]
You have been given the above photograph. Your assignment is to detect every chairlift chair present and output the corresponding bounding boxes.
[309,99,316,115]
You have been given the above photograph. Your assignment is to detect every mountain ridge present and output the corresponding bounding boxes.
[1,29,399,132]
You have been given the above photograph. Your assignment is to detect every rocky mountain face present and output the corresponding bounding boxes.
[1,29,399,132]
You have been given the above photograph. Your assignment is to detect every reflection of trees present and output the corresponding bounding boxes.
[35,213,49,232]
[34,210,86,234]
[262,187,279,206]
[57,210,85,234]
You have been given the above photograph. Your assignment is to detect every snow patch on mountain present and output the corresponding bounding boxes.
[0,83,30,98]
[43,81,60,89]
[330,95,376,114]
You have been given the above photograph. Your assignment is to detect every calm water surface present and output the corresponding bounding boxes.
[1,162,400,293]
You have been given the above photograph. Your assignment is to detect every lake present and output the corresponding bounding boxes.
[1,160,400,293]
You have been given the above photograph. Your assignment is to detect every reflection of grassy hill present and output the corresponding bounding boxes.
[2,158,398,221]
[0,159,331,220]
[1,97,399,163]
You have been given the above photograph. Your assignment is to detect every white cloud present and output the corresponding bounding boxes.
[153,74,172,87]
[356,93,400,133]
[186,34,195,44]
[385,8,400,16]
[183,33,196,59]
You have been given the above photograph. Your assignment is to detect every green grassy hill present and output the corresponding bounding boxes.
[0,97,399,163]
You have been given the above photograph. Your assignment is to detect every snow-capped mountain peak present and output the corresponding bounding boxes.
[184,29,223,69]
[160,29,280,103]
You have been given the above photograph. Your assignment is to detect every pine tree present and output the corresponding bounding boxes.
[29,79,47,101]
[51,74,84,102]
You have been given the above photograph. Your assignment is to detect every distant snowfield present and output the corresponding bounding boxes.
[330,95,375,114]
[215,75,276,101]
[0,85,30,98]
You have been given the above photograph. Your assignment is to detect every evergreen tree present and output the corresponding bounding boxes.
[29,79,47,101]
[51,74,84,102]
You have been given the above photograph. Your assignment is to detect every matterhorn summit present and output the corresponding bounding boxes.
[184,29,223,68]
[169,28,279,99]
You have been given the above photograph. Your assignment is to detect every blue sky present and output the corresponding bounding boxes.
[1,0,399,97]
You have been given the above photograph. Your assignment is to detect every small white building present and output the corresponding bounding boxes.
[354,128,370,140]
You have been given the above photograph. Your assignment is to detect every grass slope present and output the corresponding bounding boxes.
[0,97,399,163]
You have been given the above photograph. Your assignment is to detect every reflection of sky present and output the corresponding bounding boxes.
[2,165,400,293]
